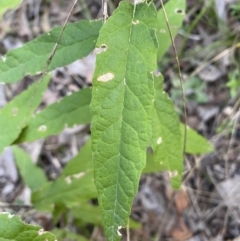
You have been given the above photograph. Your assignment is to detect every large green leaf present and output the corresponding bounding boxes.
[16,88,92,143]
[13,146,47,191]
[90,1,158,240]
[0,0,22,20]
[157,0,186,59]
[0,213,56,241]
[0,20,102,84]
[151,74,182,189]
[0,76,50,154]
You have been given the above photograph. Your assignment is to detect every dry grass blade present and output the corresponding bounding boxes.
[154,0,187,239]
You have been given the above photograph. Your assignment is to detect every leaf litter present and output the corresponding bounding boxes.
[0,0,240,240]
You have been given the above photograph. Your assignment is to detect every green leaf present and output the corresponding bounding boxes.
[0,75,50,154]
[32,172,97,212]
[12,146,47,191]
[143,152,164,174]
[151,74,182,189]
[90,1,158,240]
[16,88,92,143]
[72,203,102,226]
[62,137,92,177]
[32,140,96,211]
[52,229,89,241]
[0,213,56,241]
[0,0,22,20]
[0,20,102,84]
[181,124,214,154]
[157,0,186,59]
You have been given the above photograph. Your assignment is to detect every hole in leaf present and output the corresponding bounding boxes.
[38,125,47,132]
[95,44,108,54]
[175,8,184,14]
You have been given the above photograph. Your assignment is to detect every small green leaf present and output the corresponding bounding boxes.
[157,0,186,59]
[0,0,22,20]
[52,229,89,241]
[151,75,182,189]
[72,203,102,226]
[90,1,158,240]
[12,146,47,191]
[32,172,97,212]
[62,137,92,177]
[181,124,214,154]
[16,88,92,143]
[143,152,164,174]
[0,213,56,241]
[0,75,50,154]
[32,140,96,211]
[0,20,102,84]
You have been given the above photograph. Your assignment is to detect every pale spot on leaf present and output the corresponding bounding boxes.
[1,56,6,62]
[169,170,178,178]
[132,20,139,25]
[38,229,44,235]
[157,137,162,145]
[97,73,114,82]
[8,213,14,218]
[159,29,166,33]
[153,70,161,77]
[65,172,86,185]
[38,125,47,132]
[12,108,18,116]
[129,0,144,5]
[65,177,71,184]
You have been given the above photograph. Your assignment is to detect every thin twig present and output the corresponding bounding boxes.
[102,0,108,23]
[159,0,187,157]
[46,0,79,69]
[153,1,188,239]
[25,0,78,123]
[190,42,240,77]
[126,218,130,241]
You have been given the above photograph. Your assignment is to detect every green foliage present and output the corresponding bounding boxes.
[90,2,157,240]
[151,74,182,188]
[52,229,89,241]
[0,20,101,84]
[0,213,56,241]
[32,138,96,211]
[0,0,215,240]
[0,0,22,20]
[180,124,214,154]
[16,88,92,143]
[13,146,48,191]
[157,0,186,59]
[0,75,50,154]
[171,76,208,104]
[227,69,240,97]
